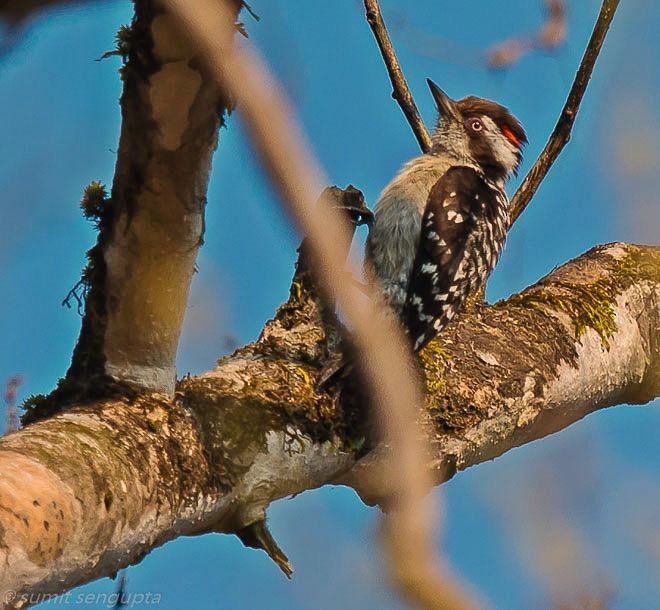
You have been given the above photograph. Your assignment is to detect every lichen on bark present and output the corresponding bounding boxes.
[504,244,660,348]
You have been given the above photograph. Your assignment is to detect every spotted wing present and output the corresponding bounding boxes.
[402,166,491,351]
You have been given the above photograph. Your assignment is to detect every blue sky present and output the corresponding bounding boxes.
[1,0,659,608]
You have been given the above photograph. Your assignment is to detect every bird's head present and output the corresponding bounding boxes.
[427,79,527,182]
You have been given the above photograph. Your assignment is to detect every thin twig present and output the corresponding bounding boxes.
[241,1,259,22]
[61,278,88,317]
[363,0,432,153]
[164,1,477,608]
[510,0,621,224]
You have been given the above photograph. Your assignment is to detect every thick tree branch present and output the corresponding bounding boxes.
[510,0,620,223]
[343,242,659,502]
[0,242,657,606]
[22,2,241,421]
[363,0,432,153]
[91,1,239,395]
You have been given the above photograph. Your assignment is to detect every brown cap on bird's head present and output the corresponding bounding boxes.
[427,79,527,147]
[457,95,527,148]
[427,78,527,179]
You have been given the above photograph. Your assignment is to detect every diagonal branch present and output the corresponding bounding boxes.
[342,242,660,503]
[509,0,621,223]
[363,0,432,153]
[0,242,656,605]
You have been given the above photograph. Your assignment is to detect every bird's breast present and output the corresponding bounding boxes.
[365,155,454,310]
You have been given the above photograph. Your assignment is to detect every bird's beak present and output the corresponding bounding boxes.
[427,79,461,123]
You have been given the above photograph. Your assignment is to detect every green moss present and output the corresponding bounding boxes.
[21,375,137,426]
[115,24,133,60]
[503,246,660,349]
[96,23,134,80]
[80,181,107,224]
[21,394,49,424]
[618,245,660,284]
[418,340,452,395]
[272,280,318,332]
[181,353,353,488]
[25,176,125,424]
[507,279,618,348]
[98,24,133,63]
[242,360,336,434]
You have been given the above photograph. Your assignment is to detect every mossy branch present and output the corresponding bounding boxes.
[1,242,657,603]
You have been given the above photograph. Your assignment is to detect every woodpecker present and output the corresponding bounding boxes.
[365,79,526,350]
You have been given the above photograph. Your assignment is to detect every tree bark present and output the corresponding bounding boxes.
[83,1,238,395]
[21,1,241,422]
[0,242,657,607]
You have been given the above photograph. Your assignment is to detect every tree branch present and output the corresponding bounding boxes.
[0,242,657,605]
[509,0,621,223]
[363,0,432,153]
[342,242,659,502]
[21,2,242,419]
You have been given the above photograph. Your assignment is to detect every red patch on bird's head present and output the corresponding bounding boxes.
[502,126,522,147]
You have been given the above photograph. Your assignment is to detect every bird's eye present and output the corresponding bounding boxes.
[468,119,483,132]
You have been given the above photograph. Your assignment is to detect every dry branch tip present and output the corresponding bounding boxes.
[235,519,294,579]
[363,0,432,153]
